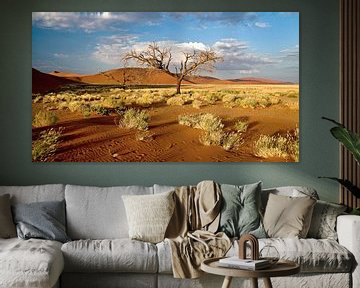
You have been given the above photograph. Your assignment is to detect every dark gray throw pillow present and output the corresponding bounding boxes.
[218,182,266,238]
[12,200,70,243]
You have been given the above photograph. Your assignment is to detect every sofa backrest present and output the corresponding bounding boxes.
[0,184,65,204]
[65,184,154,240]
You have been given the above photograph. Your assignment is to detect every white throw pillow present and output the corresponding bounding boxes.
[122,191,175,243]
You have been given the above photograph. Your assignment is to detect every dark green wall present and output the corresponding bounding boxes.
[0,0,340,202]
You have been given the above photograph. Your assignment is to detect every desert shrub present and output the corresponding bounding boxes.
[285,101,299,110]
[32,128,63,161]
[103,97,124,109]
[254,128,299,161]
[199,130,223,146]
[136,130,154,141]
[68,101,83,112]
[32,110,58,127]
[192,99,205,109]
[91,104,110,116]
[222,94,237,103]
[179,113,242,151]
[81,104,92,118]
[234,120,249,133]
[119,108,149,131]
[199,130,242,150]
[33,95,43,103]
[221,132,243,150]
[167,96,186,106]
[178,113,224,132]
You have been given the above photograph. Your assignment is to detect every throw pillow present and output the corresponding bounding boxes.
[307,200,347,240]
[263,193,316,238]
[122,191,175,243]
[218,182,266,238]
[0,194,16,238]
[12,200,70,243]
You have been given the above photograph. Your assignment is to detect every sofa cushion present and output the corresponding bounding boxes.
[157,237,353,274]
[218,182,266,238]
[263,193,316,238]
[61,239,158,273]
[0,194,16,238]
[307,200,347,240]
[122,191,175,243]
[12,200,70,243]
[261,186,319,212]
[0,184,65,204]
[65,185,153,239]
[0,238,64,288]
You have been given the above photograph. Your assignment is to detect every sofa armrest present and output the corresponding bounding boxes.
[337,215,360,288]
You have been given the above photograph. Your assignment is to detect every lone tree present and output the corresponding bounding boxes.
[123,42,222,94]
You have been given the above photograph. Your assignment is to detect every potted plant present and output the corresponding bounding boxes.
[320,117,360,215]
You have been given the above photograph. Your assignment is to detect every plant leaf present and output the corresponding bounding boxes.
[319,177,360,198]
[322,117,360,165]
[330,127,360,165]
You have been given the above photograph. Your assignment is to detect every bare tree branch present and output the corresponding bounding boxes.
[123,42,222,93]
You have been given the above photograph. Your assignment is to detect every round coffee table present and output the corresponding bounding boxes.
[201,257,300,288]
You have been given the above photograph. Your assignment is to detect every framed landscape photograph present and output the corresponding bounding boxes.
[32,12,299,162]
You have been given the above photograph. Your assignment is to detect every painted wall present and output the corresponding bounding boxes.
[0,0,340,202]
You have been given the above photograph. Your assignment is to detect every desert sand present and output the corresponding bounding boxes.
[32,68,299,162]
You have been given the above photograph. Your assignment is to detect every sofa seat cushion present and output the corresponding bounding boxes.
[157,238,353,274]
[61,239,158,273]
[231,238,353,273]
[0,238,64,288]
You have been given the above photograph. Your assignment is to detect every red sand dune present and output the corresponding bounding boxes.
[34,67,291,93]
[53,68,193,85]
[32,68,80,94]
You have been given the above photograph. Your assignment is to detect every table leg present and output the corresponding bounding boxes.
[251,278,258,288]
[263,277,273,288]
[221,276,233,288]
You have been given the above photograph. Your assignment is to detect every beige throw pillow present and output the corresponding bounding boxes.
[0,194,16,238]
[122,191,175,243]
[263,193,316,238]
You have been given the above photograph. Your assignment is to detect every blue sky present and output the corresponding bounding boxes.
[32,12,299,82]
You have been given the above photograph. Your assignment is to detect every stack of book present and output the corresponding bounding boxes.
[218,257,271,270]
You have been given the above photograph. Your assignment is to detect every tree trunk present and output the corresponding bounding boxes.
[176,77,183,94]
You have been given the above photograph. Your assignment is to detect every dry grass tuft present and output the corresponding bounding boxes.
[32,110,58,127]
[32,128,63,161]
[254,128,299,161]
[119,108,150,131]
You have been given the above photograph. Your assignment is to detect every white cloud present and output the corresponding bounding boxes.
[254,22,271,28]
[53,53,68,58]
[32,12,161,32]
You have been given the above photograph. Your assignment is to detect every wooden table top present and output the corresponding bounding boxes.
[201,257,300,278]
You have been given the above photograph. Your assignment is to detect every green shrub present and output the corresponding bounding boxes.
[119,108,149,131]
[32,128,63,161]
[32,110,58,127]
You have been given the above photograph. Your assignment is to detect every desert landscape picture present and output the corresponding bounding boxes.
[32,12,299,162]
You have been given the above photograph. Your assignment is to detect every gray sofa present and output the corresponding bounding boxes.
[0,184,359,288]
